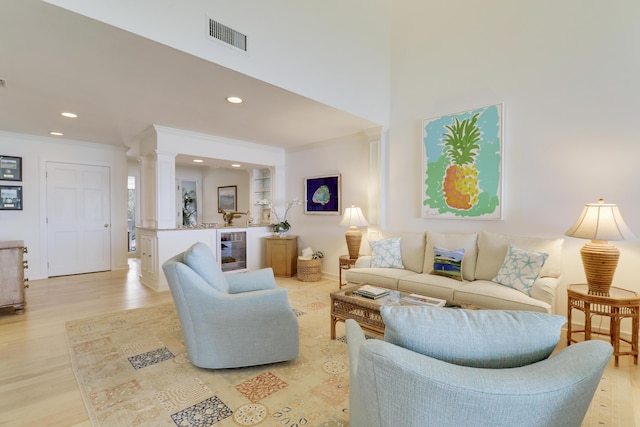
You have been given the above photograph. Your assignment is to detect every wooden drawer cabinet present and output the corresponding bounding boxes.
[0,240,28,314]
[266,236,298,277]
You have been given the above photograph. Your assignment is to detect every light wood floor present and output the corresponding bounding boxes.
[0,260,637,426]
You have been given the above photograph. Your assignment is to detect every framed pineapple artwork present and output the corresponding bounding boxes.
[422,103,503,220]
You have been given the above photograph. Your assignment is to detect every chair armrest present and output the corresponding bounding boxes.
[226,268,278,293]
[354,339,611,427]
[354,256,372,268]
[346,319,366,375]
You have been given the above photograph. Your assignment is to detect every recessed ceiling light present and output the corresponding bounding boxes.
[226,96,243,104]
[61,112,78,118]
[193,159,204,163]
[49,131,63,136]
[231,164,241,168]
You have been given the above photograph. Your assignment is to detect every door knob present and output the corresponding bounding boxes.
[104,224,109,228]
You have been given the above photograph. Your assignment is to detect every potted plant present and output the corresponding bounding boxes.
[258,199,304,236]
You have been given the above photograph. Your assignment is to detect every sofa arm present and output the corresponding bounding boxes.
[531,276,560,308]
[354,256,372,268]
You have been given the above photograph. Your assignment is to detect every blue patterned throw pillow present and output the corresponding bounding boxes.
[493,244,548,296]
[370,237,404,269]
[430,246,465,281]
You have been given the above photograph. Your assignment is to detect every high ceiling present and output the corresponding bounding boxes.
[0,1,379,158]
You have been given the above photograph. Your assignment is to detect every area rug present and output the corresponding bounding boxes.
[66,287,351,426]
[66,288,634,427]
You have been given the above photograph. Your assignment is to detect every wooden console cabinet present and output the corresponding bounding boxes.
[0,240,28,314]
[266,236,298,277]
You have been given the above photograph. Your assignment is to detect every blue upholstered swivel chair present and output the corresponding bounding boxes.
[162,242,299,369]
[347,306,612,427]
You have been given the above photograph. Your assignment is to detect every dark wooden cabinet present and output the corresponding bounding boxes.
[265,236,298,277]
[0,240,28,313]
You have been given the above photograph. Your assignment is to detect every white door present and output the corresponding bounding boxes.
[46,162,111,276]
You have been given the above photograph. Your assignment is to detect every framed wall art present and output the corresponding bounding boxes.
[0,156,22,181]
[218,185,237,211]
[0,185,22,210]
[304,174,341,215]
[422,103,503,220]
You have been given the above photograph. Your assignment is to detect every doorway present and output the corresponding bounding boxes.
[46,162,111,276]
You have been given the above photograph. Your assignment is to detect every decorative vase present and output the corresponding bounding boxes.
[277,229,289,238]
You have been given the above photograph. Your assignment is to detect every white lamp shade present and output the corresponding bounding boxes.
[565,200,635,241]
[339,206,369,227]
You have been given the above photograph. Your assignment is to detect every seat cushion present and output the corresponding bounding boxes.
[454,280,552,313]
[345,267,415,290]
[183,242,229,293]
[397,273,464,301]
[381,305,566,368]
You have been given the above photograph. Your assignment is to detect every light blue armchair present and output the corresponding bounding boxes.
[346,306,613,427]
[162,242,299,369]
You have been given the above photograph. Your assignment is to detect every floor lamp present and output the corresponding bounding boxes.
[565,199,635,294]
[339,205,369,260]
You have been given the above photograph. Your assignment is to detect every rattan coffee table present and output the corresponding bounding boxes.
[330,285,407,339]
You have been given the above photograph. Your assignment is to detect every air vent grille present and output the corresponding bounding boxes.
[209,19,247,51]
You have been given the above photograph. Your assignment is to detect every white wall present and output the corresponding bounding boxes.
[286,133,370,275]
[0,131,129,279]
[43,0,391,126]
[201,168,251,223]
[388,0,640,317]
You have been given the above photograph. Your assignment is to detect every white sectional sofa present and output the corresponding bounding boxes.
[344,231,564,313]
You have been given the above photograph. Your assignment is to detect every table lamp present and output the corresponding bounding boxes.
[565,199,635,294]
[339,205,369,260]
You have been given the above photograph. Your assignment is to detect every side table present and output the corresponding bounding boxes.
[567,284,639,366]
[265,236,298,277]
[338,255,358,288]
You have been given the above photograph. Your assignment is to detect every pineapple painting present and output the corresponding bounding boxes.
[442,113,481,210]
[422,104,502,219]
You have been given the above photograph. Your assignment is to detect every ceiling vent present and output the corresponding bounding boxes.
[209,19,247,52]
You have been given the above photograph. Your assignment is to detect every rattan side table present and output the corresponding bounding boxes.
[338,254,359,289]
[567,284,639,366]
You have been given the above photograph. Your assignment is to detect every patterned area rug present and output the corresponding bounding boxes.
[66,287,634,427]
[66,287,351,426]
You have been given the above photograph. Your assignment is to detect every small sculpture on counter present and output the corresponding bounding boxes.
[218,208,249,226]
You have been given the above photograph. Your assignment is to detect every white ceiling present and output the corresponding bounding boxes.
[0,0,379,158]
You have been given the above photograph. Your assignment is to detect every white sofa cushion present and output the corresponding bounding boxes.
[397,273,465,301]
[344,267,415,290]
[379,231,426,273]
[475,231,563,281]
[454,280,553,313]
[423,232,478,280]
[380,305,566,368]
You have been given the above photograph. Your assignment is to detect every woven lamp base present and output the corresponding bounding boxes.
[345,227,362,260]
[581,240,619,294]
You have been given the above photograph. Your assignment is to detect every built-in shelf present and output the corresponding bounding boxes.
[252,168,272,225]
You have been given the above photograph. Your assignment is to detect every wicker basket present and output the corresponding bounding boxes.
[297,258,322,282]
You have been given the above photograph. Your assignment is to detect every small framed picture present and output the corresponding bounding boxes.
[304,174,341,215]
[0,156,22,181]
[218,185,237,211]
[0,185,22,210]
